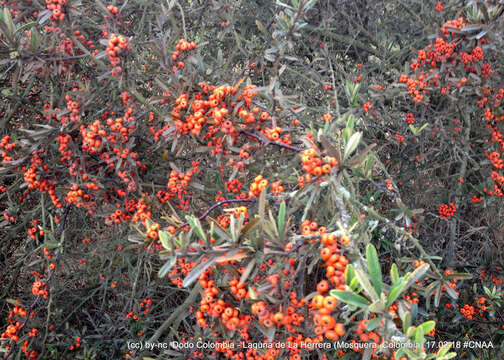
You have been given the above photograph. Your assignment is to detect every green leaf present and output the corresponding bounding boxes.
[366,317,381,331]
[407,263,430,288]
[402,311,411,333]
[277,201,286,236]
[186,215,206,242]
[443,281,458,300]
[43,241,60,249]
[444,272,472,280]
[436,342,457,359]
[256,20,269,36]
[390,263,399,283]
[3,7,14,37]
[349,277,360,292]
[386,276,405,308]
[414,326,425,346]
[434,283,442,307]
[330,290,370,309]
[345,264,355,285]
[355,268,379,301]
[182,256,218,287]
[344,132,362,160]
[158,230,172,251]
[14,21,35,35]
[366,244,382,296]
[346,113,355,133]
[368,299,385,313]
[419,320,435,335]
[158,257,177,278]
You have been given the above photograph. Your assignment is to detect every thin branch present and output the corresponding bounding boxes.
[240,130,302,152]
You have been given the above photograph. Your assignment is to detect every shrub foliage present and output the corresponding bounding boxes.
[0,0,503,359]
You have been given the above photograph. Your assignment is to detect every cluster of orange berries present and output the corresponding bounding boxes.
[1,321,21,342]
[3,211,15,222]
[434,1,445,11]
[69,336,81,351]
[156,161,199,209]
[322,113,333,122]
[406,113,416,124]
[131,198,152,226]
[8,305,27,319]
[310,293,345,341]
[363,101,373,113]
[438,202,456,219]
[353,320,381,353]
[172,39,197,72]
[126,311,139,320]
[64,92,81,123]
[248,174,268,197]
[106,5,118,17]
[263,126,283,141]
[80,119,106,154]
[32,280,49,298]
[271,180,284,196]
[0,135,16,163]
[196,269,251,332]
[440,17,466,35]
[145,221,160,240]
[228,277,248,300]
[139,298,153,315]
[45,0,65,21]
[106,34,130,76]
[320,235,349,289]
[487,151,503,170]
[64,184,93,211]
[229,206,248,220]
[460,304,475,320]
[168,258,196,288]
[298,148,338,186]
[22,332,39,359]
[399,73,426,103]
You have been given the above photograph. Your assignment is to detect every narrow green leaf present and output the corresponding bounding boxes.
[414,326,425,346]
[158,230,172,251]
[355,268,379,301]
[330,290,370,308]
[344,132,362,160]
[345,264,355,285]
[390,263,399,283]
[407,263,430,288]
[444,272,472,280]
[158,257,177,278]
[182,256,218,287]
[366,244,382,296]
[3,7,14,37]
[239,258,256,284]
[402,311,411,333]
[386,277,405,308]
[419,320,435,335]
[277,201,286,236]
[186,215,206,242]
[366,317,381,331]
[434,283,442,307]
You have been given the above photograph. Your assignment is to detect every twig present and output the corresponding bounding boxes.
[240,130,302,152]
